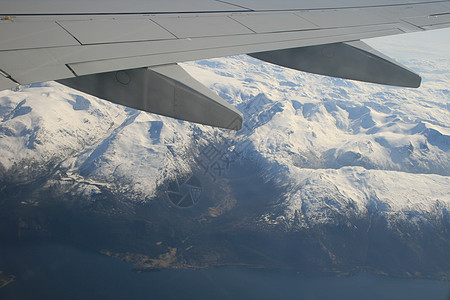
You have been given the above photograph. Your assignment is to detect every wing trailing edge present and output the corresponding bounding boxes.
[249,41,421,88]
[57,64,242,130]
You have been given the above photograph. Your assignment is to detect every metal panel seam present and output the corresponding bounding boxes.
[55,21,83,45]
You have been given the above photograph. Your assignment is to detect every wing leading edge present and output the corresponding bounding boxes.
[1,0,449,129]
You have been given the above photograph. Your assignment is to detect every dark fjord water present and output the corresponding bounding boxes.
[0,243,449,299]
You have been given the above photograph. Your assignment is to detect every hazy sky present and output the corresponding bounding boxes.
[366,27,450,60]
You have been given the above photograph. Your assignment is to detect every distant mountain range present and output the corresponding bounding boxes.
[0,55,449,279]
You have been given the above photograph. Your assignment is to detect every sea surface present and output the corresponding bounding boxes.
[0,243,449,300]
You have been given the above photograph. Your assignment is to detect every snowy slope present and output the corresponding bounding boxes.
[0,47,449,228]
[181,54,449,227]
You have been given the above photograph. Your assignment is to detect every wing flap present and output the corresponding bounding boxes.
[56,64,243,130]
[298,9,392,28]
[58,19,175,45]
[0,50,75,85]
[229,13,318,33]
[249,40,421,88]
[0,21,79,51]
[152,15,254,38]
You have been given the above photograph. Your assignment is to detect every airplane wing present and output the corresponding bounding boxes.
[1,0,449,129]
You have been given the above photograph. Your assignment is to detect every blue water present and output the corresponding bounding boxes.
[0,243,449,299]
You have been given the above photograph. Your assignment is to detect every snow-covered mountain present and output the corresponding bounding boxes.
[0,47,449,278]
[1,54,448,225]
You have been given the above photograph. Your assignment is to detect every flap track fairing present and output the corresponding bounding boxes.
[249,41,421,88]
[57,64,243,130]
